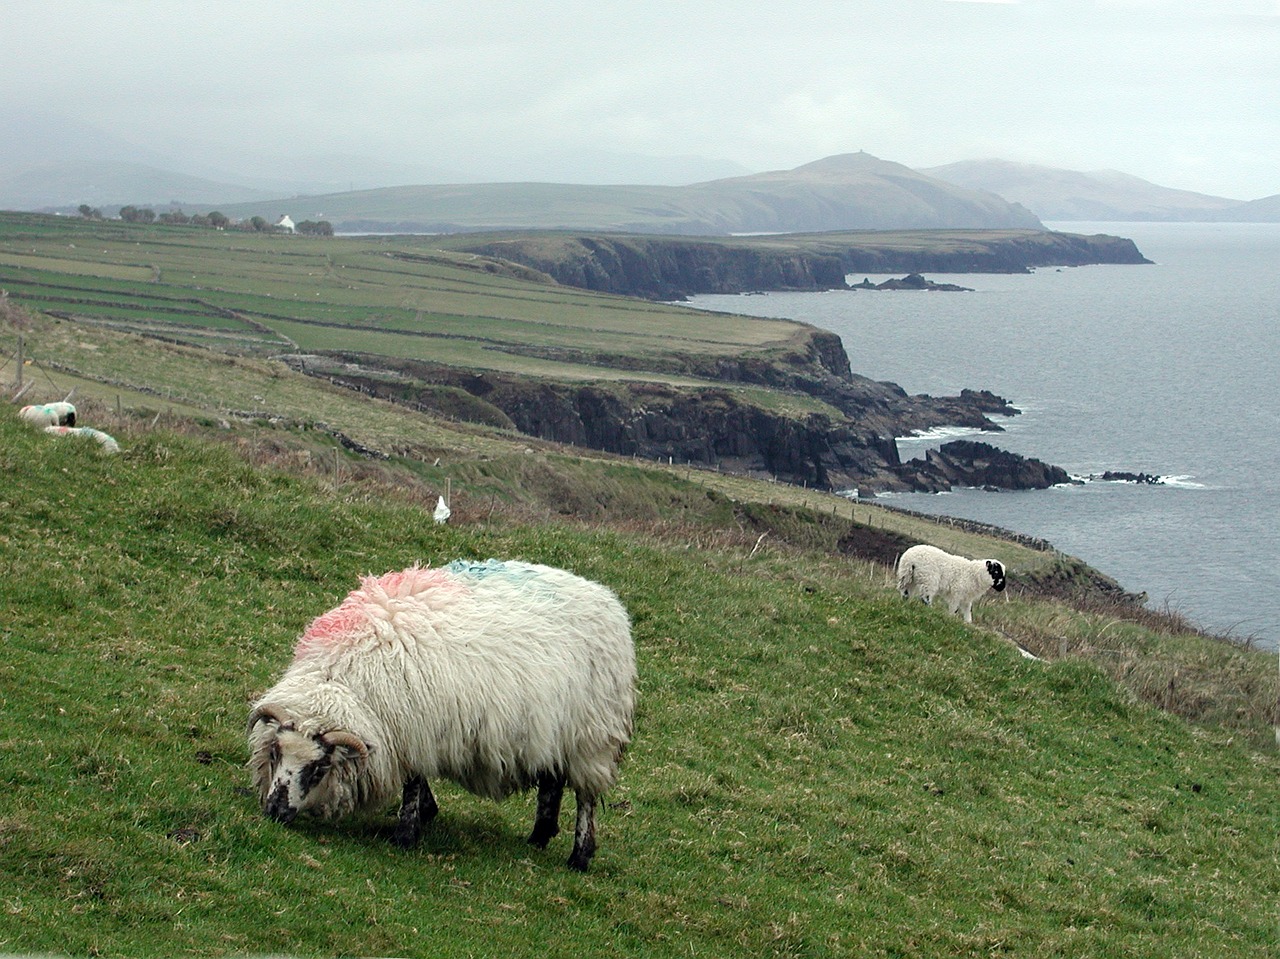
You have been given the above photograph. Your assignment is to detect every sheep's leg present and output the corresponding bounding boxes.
[528,772,565,849]
[567,791,597,872]
[392,775,438,849]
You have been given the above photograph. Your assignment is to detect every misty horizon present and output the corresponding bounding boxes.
[4,0,1278,207]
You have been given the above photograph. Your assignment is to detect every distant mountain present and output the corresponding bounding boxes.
[0,109,753,210]
[1202,193,1280,222]
[686,153,1043,231]
[0,160,277,210]
[215,152,1044,235]
[474,148,752,186]
[921,159,1245,221]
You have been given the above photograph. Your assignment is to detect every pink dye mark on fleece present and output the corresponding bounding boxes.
[364,565,459,599]
[293,565,465,658]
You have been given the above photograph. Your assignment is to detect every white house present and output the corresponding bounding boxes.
[276,214,296,234]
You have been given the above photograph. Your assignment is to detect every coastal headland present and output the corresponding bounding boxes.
[0,213,1144,494]
[441,228,1150,300]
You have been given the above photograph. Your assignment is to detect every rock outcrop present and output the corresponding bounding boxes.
[850,274,973,292]
[899,440,1076,492]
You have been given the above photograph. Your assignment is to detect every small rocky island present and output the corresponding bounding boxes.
[850,273,973,292]
[1092,470,1164,485]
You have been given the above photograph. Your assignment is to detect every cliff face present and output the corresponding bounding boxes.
[290,352,1024,493]
[455,230,1150,300]
[281,227,1132,492]
[834,231,1150,275]
[457,236,851,300]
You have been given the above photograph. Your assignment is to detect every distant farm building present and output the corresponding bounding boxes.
[276,215,296,233]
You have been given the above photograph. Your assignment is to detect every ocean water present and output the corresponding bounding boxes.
[686,222,1280,649]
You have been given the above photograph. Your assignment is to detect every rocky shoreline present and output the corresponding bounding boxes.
[278,229,1151,495]
[283,347,1072,496]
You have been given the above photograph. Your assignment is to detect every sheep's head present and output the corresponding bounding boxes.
[248,706,372,824]
[986,560,1007,592]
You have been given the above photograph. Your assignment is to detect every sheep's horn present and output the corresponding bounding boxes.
[322,729,370,760]
[247,704,287,734]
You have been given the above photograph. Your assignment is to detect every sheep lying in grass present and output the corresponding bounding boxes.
[896,544,1006,623]
[248,559,636,872]
[43,425,120,454]
[19,402,76,428]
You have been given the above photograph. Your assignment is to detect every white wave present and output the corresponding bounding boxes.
[1072,471,1208,490]
[896,424,989,444]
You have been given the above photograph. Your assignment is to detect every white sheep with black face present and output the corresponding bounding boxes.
[248,559,636,872]
[896,544,1007,623]
[19,402,76,428]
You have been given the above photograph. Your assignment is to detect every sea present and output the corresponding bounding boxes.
[685,222,1280,650]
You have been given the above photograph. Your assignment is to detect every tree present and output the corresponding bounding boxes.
[77,204,102,220]
[208,211,230,229]
[119,205,156,224]
[297,220,334,236]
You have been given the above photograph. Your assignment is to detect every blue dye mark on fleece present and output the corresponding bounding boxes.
[447,558,535,580]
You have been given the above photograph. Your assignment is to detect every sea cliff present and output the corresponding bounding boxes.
[449,229,1150,300]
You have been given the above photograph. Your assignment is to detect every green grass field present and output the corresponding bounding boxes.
[1,410,1278,958]
[3,216,1277,956]
[0,213,811,386]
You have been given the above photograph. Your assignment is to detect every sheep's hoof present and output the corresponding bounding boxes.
[566,853,591,872]
[527,824,559,849]
[390,824,422,850]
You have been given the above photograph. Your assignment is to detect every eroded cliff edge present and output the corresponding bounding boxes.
[283,333,1044,495]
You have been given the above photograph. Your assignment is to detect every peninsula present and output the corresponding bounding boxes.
[439,228,1149,300]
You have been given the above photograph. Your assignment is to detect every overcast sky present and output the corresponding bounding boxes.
[6,0,1279,199]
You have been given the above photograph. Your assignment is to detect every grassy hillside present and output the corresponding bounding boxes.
[2,397,1279,957]
[212,153,1042,235]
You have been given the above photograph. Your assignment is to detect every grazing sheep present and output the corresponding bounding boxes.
[896,543,1006,623]
[43,425,120,454]
[248,559,636,872]
[19,402,76,428]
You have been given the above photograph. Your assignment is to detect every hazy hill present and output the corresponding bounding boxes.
[922,159,1245,221]
[214,152,1044,235]
[0,160,278,210]
[1203,192,1280,221]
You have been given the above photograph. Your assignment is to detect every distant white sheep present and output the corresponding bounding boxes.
[896,544,1006,623]
[43,426,119,454]
[248,559,636,871]
[19,402,76,428]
